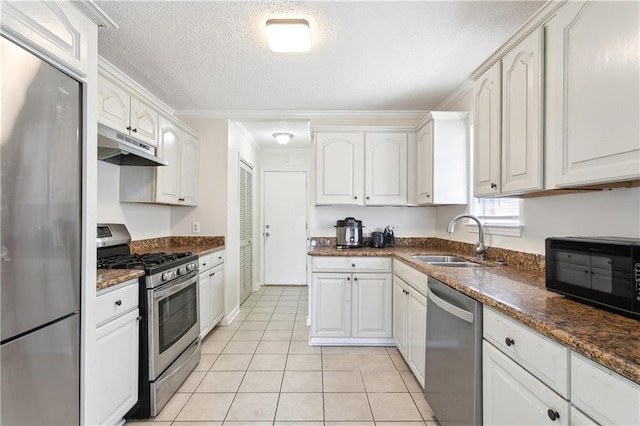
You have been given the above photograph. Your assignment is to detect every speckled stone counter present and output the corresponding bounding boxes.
[96,269,144,291]
[97,236,225,291]
[308,245,640,385]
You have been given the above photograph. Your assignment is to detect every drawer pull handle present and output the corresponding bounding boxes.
[115,300,122,306]
[347,277,351,281]
[547,409,560,421]
[505,337,515,347]
[352,264,356,267]
[354,277,358,281]
[203,263,207,266]
[210,273,215,277]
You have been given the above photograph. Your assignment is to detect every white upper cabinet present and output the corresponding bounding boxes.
[179,132,200,205]
[365,133,408,205]
[315,132,364,205]
[545,0,640,187]
[98,74,159,147]
[474,62,502,197]
[0,1,90,78]
[416,112,468,205]
[501,27,544,194]
[121,116,200,206]
[474,26,544,197]
[155,117,181,204]
[315,129,409,206]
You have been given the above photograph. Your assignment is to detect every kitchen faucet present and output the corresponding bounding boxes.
[447,214,486,260]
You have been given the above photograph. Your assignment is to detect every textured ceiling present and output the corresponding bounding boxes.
[95,0,545,112]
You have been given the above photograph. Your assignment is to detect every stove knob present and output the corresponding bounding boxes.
[162,272,170,281]
[179,267,187,275]
[187,263,196,271]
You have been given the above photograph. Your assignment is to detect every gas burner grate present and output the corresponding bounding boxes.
[97,252,194,270]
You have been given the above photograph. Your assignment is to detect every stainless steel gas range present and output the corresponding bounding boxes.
[97,224,201,418]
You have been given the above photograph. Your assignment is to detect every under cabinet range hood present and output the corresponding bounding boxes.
[97,124,168,166]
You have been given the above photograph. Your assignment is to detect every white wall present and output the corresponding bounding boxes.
[435,89,640,254]
[171,118,228,236]
[97,161,171,239]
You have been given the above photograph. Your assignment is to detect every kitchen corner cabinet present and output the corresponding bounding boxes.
[120,116,200,206]
[545,0,640,187]
[98,74,159,147]
[392,260,428,387]
[92,279,139,426]
[199,250,225,338]
[310,256,393,344]
[314,130,408,206]
[474,27,543,197]
[415,112,468,205]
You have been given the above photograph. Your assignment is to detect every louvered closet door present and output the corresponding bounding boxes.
[239,160,254,303]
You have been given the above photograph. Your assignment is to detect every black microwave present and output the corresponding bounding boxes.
[546,237,640,319]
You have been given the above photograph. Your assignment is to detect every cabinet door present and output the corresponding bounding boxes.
[199,272,212,338]
[474,62,502,196]
[416,123,433,205]
[570,406,598,426]
[1,1,90,77]
[179,133,200,205]
[98,75,130,133]
[210,265,225,327]
[155,117,180,204]
[501,27,544,194]
[365,133,408,205]
[315,132,364,205]
[483,341,569,426]
[94,309,139,426]
[352,273,392,338]
[129,96,158,146]
[311,273,351,337]
[407,288,427,387]
[392,276,408,356]
[546,1,640,187]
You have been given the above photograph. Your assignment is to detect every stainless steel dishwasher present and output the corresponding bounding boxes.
[424,277,482,426]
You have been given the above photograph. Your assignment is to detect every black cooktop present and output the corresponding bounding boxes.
[97,252,195,271]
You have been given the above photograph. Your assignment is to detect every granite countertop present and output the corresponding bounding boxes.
[308,245,640,385]
[96,238,225,291]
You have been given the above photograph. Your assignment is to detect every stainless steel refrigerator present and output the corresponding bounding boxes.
[1,36,81,425]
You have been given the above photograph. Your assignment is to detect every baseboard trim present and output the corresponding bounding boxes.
[309,336,395,346]
[220,305,240,325]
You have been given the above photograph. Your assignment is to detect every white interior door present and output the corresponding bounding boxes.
[264,171,307,285]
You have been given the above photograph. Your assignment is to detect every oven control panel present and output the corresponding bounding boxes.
[161,262,198,282]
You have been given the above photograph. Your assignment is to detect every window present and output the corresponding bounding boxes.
[471,197,521,226]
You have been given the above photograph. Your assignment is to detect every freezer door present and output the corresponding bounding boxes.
[1,314,80,425]
[1,36,81,341]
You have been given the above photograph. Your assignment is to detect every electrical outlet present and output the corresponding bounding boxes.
[192,221,200,234]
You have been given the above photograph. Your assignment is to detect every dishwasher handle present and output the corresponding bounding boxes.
[428,287,474,324]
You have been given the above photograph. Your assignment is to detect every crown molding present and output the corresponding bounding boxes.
[175,109,428,120]
[470,0,566,80]
[434,80,474,112]
[72,1,118,28]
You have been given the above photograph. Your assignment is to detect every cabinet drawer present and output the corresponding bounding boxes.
[96,279,139,326]
[210,250,225,268]
[312,256,391,272]
[571,352,640,426]
[483,306,569,397]
[199,253,213,271]
[393,259,427,295]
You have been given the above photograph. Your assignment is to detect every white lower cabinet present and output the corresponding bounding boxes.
[483,341,570,425]
[199,250,225,339]
[92,279,139,426]
[392,260,427,387]
[571,352,640,426]
[310,257,392,344]
[571,406,598,426]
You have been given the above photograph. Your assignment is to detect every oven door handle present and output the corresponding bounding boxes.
[153,273,198,300]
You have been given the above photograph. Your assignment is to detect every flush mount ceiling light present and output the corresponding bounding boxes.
[265,19,310,52]
[273,132,293,145]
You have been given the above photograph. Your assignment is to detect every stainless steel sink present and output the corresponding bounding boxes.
[411,255,484,267]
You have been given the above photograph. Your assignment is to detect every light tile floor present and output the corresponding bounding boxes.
[127,285,437,426]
